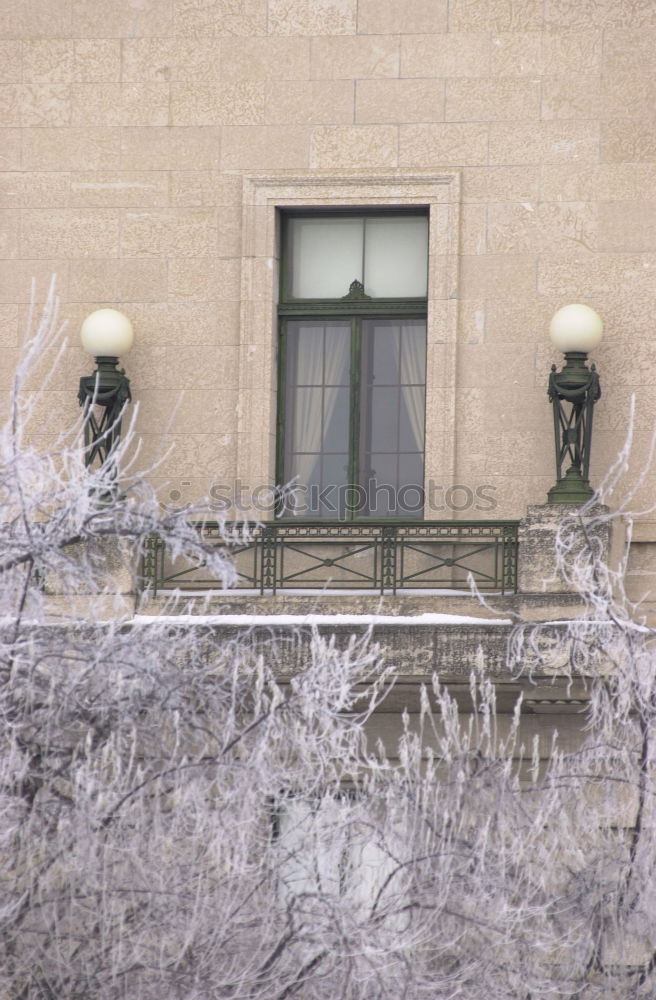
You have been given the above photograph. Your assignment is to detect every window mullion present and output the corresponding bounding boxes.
[348,317,360,521]
[275,319,287,517]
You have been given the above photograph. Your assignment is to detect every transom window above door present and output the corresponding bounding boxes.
[277,210,428,520]
[285,214,429,300]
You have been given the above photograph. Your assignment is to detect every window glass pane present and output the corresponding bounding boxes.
[294,325,324,384]
[363,216,428,298]
[369,386,399,452]
[398,454,424,515]
[289,322,350,385]
[321,454,349,517]
[291,388,322,454]
[323,386,349,453]
[399,386,425,452]
[370,324,400,385]
[289,217,363,299]
[398,452,423,488]
[323,325,351,385]
[367,454,399,517]
[284,453,321,517]
[364,455,425,517]
[400,322,427,384]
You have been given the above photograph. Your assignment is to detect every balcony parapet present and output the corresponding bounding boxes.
[141,519,520,597]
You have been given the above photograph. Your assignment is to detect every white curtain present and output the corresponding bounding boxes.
[292,325,323,497]
[291,324,349,500]
[400,321,426,453]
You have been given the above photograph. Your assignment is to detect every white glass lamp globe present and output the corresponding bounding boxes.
[80,308,134,358]
[549,303,603,354]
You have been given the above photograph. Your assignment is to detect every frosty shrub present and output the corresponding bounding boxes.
[1,285,655,999]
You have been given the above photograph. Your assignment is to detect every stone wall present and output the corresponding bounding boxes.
[2,0,656,544]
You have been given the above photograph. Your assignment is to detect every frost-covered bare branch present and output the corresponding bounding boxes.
[2,287,656,998]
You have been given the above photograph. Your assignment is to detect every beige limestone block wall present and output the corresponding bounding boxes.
[2,0,656,553]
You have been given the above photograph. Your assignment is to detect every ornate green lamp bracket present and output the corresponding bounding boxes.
[547,352,601,504]
[78,357,132,472]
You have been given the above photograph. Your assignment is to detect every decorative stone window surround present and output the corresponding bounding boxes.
[237,171,461,518]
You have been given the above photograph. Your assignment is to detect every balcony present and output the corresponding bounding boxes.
[141,520,520,597]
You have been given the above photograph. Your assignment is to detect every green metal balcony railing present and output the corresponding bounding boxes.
[141,520,520,596]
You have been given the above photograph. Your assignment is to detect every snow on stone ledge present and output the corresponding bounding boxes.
[131,612,513,627]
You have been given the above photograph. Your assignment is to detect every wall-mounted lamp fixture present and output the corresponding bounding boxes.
[78,308,134,472]
[547,303,602,504]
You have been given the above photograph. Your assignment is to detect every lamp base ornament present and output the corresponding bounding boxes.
[547,465,594,505]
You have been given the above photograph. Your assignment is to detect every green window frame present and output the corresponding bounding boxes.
[276,209,428,521]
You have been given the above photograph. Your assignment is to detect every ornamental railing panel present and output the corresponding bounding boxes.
[141,521,519,596]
